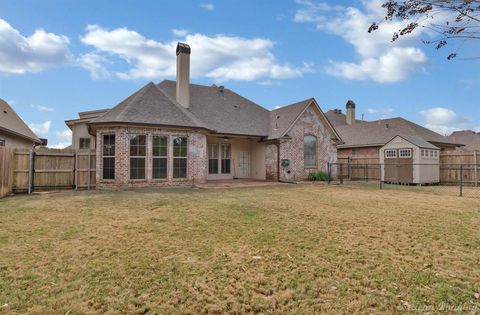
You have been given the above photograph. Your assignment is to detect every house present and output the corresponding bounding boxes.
[325,101,462,160]
[0,98,42,149]
[448,130,480,152]
[65,109,109,150]
[68,43,341,189]
[380,135,440,184]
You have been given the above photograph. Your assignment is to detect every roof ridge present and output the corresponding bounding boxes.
[272,98,314,112]
[115,82,155,121]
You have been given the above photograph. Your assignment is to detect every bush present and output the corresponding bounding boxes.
[307,171,331,181]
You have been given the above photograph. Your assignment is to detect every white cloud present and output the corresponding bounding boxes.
[77,53,111,79]
[80,25,310,82]
[172,29,188,37]
[28,120,51,135]
[200,3,215,11]
[294,0,430,83]
[48,142,70,149]
[0,19,71,75]
[367,107,394,119]
[31,104,54,112]
[420,107,472,135]
[56,129,72,142]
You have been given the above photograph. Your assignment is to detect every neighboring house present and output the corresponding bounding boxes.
[0,98,42,149]
[71,43,341,189]
[448,130,480,152]
[65,109,109,150]
[325,101,462,160]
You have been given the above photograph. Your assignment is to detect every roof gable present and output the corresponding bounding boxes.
[385,135,439,149]
[0,99,41,143]
[90,82,207,129]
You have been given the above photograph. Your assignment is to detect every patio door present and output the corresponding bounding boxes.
[238,151,250,178]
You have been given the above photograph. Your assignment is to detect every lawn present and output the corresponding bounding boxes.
[0,184,479,314]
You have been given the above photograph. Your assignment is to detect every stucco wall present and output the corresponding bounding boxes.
[266,105,337,181]
[95,126,207,189]
[0,131,35,149]
[71,123,94,150]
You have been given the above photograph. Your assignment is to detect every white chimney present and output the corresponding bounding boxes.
[346,100,356,125]
[176,42,190,108]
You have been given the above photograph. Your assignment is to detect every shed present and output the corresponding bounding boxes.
[379,135,440,184]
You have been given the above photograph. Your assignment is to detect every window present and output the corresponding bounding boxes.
[173,136,187,178]
[221,143,231,174]
[79,137,91,149]
[152,135,168,179]
[102,134,115,180]
[430,150,434,157]
[433,150,438,158]
[208,144,219,174]
[304,135,317,167]
[385,149,397,158]
[129,134,146,180]
[0,139,4,146]
[399,149,412,158]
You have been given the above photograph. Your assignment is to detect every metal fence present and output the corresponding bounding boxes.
[327,162,480,198]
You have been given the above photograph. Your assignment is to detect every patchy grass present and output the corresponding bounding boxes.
[0,185,479,314]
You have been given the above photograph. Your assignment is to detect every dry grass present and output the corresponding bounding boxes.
[0,184,479,314]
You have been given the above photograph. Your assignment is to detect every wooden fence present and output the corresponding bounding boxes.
[0,147,15,198]
[0,148,96,197]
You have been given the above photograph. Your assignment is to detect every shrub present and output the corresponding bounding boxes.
[307,171,330,181]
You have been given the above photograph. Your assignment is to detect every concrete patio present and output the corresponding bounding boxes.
[195,179,284,189]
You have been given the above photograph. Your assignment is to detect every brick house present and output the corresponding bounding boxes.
[325,101,463,161]
[71,43,341,189]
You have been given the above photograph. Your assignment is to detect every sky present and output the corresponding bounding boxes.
[0,0,479,148]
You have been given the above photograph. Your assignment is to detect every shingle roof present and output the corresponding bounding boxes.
[268,98,312,140]
[389,135,440,149]
[324,110,362,126]
[158,80,270,136]
[448,130,479,151]
[0,98,41,143]
[336,117,460,148]
[90,82,207,129]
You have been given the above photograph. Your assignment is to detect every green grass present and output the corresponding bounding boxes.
[0,185,479,313]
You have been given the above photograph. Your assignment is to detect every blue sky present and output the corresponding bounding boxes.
[0,0,479,148]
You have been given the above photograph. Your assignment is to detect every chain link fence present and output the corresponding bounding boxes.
[327,162,480,198]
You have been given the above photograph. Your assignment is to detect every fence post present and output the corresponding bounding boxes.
[28,150,36,194]
[87,150,91,190]
[327,163,331,185]
[348,157,352,180]
[73,152,77,190]
[379,163,383,190]
[474,151,478,187]
[460,165,463,197]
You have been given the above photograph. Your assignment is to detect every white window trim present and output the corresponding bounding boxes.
[172,135,188,179]
[385,149,397,159]
[101,133,115,181]
[399,148,412,158]
[129,134,147,181]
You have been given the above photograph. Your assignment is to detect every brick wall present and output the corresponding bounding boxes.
[265,105,338,181]
[337,147,380,159]
[95,126,207,189]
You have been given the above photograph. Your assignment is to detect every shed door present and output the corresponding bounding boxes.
[384,148,413,184]
[237,151,250,178]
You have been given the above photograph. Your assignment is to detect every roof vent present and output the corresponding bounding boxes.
[385,123,390,129]
[218,86,224,93]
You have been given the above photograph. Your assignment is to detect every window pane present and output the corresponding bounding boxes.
[130,135,146,157]
[130,157,145,179]
[209,159,218,174]
[173,137,187,157]
[153,136,168,157]
[304,135,317,167]
[221,159,231,174]
[80,138,90,149]
[173,158,187,178]
[153,157,167,179]
[103,134,115,156]
[102,157,115,179]
[0,139,4,146]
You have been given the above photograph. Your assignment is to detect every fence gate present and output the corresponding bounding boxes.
[31,150,76,191]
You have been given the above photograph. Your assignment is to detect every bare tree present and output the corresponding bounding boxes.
[369,1,480,59]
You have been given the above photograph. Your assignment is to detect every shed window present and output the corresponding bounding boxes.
[304,135,317,167]
[79,137,91,149]
[152,135,168,179]
[433,150,438,158]
[385,149,397,158]
[399,149,412,158]
[173,137,187,178]
[430,150,434,157]
[102,134,115,180]
[0,139,4,146]
[129,134,146,180]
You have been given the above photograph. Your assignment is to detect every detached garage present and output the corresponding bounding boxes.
[380,135,440,184]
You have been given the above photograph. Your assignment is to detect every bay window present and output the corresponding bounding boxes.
[173,136,187,178]
[129,134,146,180]
[102,134,115,180]
[152,135,168,179]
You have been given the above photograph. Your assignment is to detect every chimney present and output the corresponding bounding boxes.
[176,42,191,108]
[346,100,356,125]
